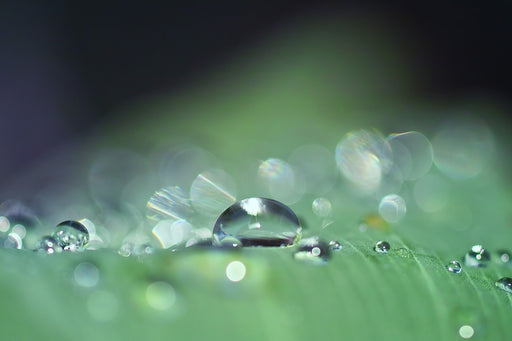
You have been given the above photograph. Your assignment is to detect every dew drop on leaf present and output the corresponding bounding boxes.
[374,240,390,253]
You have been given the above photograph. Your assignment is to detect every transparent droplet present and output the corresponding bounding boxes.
[190,169,237,217]
[464,245,490,267]
[432,118,494,180]
[335,130,392,195]
[496,249,511,264]
[74,262,100,288]
[374,240,390,253]
[35,235,62,254]
[378,194,406,223]
[225,261,247,282]
[293,237,331,265]
[53,220,89,252]
[459,325,475,339]
[495,277,512,294]
[258,158,303,205]
[146,186,193,222]
[212,198,302,247]
[118,242,134,257]
[388,131,433,180]
[328,240,342,251]
[2,233,22,249]
[312,197,332,217]
[446,260,462,274]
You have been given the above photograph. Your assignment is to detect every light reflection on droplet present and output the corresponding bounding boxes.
[0,216,10,232]
[190,169,237,217]
[388,131,433,180]
[87,290,119,322]
[226,261,247,282]
[458,325,475,339]
[432,119,494,180]
[289,144,338,195]
[312,197,332,217]
[146,281,176,311]
[152,219,194,249]
[335,130,392,195]
[258,158,303,205]
[3,233,22,249]
[413,173,450,212]
[378,194,406,223]
[74,262,100,288]
[146,186,193,222]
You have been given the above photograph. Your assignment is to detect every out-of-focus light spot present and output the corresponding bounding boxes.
[11,224,26,239]
[74,262,100,288]
[336,130,392,195]
[359,213,390,232]
[432,119,494,180]
[190,169,237,217]
[152,219,194,249]
[258,158,303,204]
[458,325,474,339]
[378,194,406,223]
[289,144,338,195]
[388,131,433,180]
[146,186,193,222]
[226,261,246,282]
[312,197,332,217]
[146,281,176,311]
[87,290,119,322]
[0,216,10,232]
[413,173,450,212]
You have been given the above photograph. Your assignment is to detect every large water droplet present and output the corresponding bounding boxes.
[293,237,331,265]
[495,277,512,294]
[446,260,462,274]
[464,245,490,267]
[212,198,302,247]
[378,194,406,223]
[374,240,390,253]
[35,235,62,254]
[53,220,89,252]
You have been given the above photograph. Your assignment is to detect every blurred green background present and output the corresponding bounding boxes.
[0,2,511,341]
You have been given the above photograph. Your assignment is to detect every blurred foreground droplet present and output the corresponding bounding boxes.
[378,194,406,223]
[146,186,193,222]
[258,158,303,204]
[312,197,332,217]
[464,245,490,267]
[225,261,247,282]
[212,198,302,247]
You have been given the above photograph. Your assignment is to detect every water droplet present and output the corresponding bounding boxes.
[458,325,475,339]
[388,131,433,180]
[35,235,62,254]
[225,261,247,282]
[53,220,89,252]
[1,233,22,249]
[328,240,342,251]
[335,129,392,195]
[190,169,237,217]
[212,198,302,247]
[496,249,511,264]
[374,240,390,253]
[74,262,100,288]
[258,158,303,205]
[146,281,176,310]
[446,260,462,274]
[293,237,331,264]
[495,277,512,294]
[146,186,193,222]
[312,197,332,217]
[464,245,490,267]
[378,194,406,223]
[118,242,134,257]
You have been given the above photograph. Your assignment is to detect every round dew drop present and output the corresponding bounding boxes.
[53,220,89,252]
[374,240,391,254]
[446,260,462,274]
[293,237,331,265]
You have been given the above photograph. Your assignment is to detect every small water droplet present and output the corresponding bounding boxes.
[496,249,511,264]
[118,242,134,257]
[212,198,302,247]
[53,220,89,252]
[293,237,331,265]
[35,235,62,254]
[312,198,332,217]
[446,260,462,274]
[328,240,342,251]
[464,245,490,267]
[374,240,390,253]
[495,277,512,294]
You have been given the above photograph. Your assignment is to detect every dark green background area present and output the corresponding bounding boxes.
[1,5,511,341]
